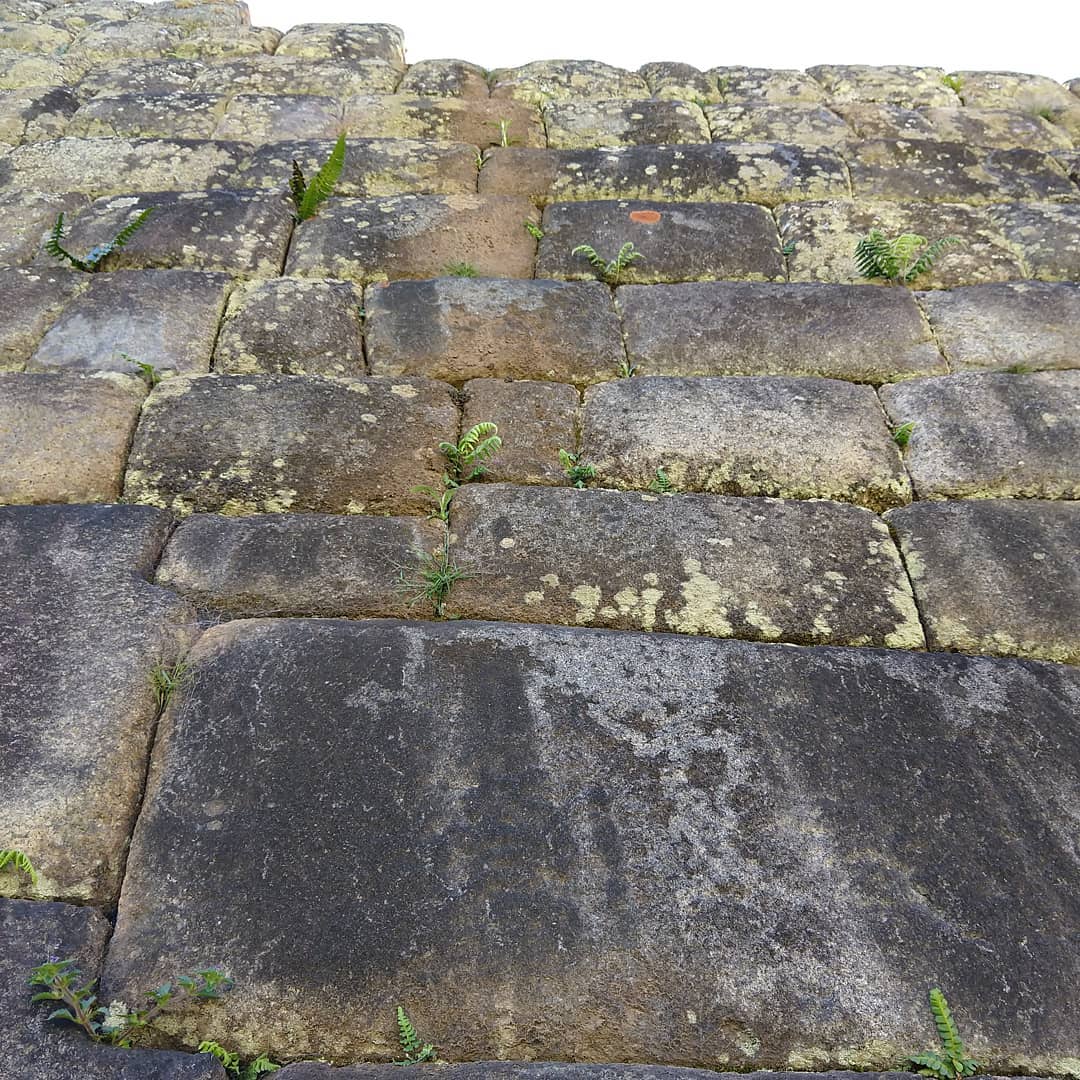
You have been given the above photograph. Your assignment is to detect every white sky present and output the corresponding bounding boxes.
[247,0,1080,83]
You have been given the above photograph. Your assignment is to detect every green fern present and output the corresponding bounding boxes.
[524,220,544,240]
[647,467,673,493]
[199,1041,280,1078]
[905,989,979,1080]
[0,849,37,886]
[559,448,596,489]
[119,352,162,388]
[440,422,502,486]
[44,208,152,272]
[394,1005,436,1065]
[571,241,644,285]
[893,421,917,449]
[855,230,960,284]
[292,133,346,222]
[150,659,189,711]
[941,74,964,95]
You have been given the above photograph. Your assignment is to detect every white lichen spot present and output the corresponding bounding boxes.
[499,537,515,548]
[390,383,418,398]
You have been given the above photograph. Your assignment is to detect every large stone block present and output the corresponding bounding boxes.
[0,266,86,370]
[989,201,1080,281]
[488,60,647,104]
[285,196,539,283]
[167,26,282,61]
[617,282,945,382]
[448,485,922,648]
[887,499,1080,663]
[879,370,1080,498]
[102,618,1080,1072]
[805,64,956,107]
[157,512,443,618]
[214,93,343,142]
[704,103,850,147]
[952,70,1078,112]
[398,59,490,99]
[0,372,145,504]
[66,91,226,139]
[76,57,210,96]
[536,200,785,284]
[28,269,231,375]
[0,505,194,901]
[0,189,89,265]
[581,376,910,510]
[123,374,459,515]
[364,278,622,383]
[274,23,405,69]
[918,107,1072,152]
[543,99,710,148]
[341,95,543,147]
[0,49,84,90]
[190,56,400,96]
[0,85,78,143]
[707,66,826,104]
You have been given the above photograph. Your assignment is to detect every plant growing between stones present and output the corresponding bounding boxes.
[44,208,152,272]
[199,1040,280,1078]
[0,849,37,886]
[572,242,644,285]
[491,118,518,146]
[905,988,979,1080]
[394,1005,436,1065]
[941,74,964,94]
[618,356,637,378]
[444,261,478,277]
[648,467,673,493]
[524,220,544,240]
[559,448,596,489]
[290,132,346,222]
[150,658,189,711]
[29,959,232,1047]
[397,545,470,618]
[855,231,961,285]
[119,352,162,388]
[892,421,917,448]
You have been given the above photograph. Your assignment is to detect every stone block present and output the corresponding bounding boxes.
[364,278,622,383]
[543,98,710,148]
[704,103,850,147]
[537,200,785,283]
[989,201,1080,280]
[805,64,956,107]
[0,266,86,369]
[617,282,945,382]
[0,85,78,143]
[101,617,1080,1070]
[880,370,1080,499]
[581,375,910,510]
[214,93,342,142]
[76,57,209,95]
[63,20,186,65]
[341,96,543,148]
[398,59,490,98]
[489,60,647,104]
[285,196,539,283]
[274,23,404,69]
[167,26,281,60]
[123,373,458,515]
[887,499,1080,664]
[0,49,84,90]
[952,70,1078,112]
[157,512,443,618]
[707,66,826,104]
[0,189,89,265]
[0,372,145,504]
[0,505,194,901]
[639,61,716,103]
[921,107,1073,152]
[214,278,364,375]
[831,103,938,141]
[190,55,399,96]
[66,91,226,139]
[448,485,922,648]
[0,19,73,51]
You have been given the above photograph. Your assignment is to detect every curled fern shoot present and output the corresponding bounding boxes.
[855,230,960,285]
[292,133,346,222]
[44,208,152,273]
[571,241,644,285]
[440,422,502,485]
[905,988,979,1080]
[0,848,37,886]
[394,1005,436,1065]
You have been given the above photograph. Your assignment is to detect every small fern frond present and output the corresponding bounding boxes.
[891,233,928,271]
[289,159,307,208]
[929,988,965,1060]
[397,1005,420,1056]
[297,133,346,221]
[908,1051,950,1077]
[854,229,897,280]
[0,848,37,886]
[905,236,961,281]
[242,1055,281,1078]
[524,220,544,240]
[571,244,605,270]
[199,1040,240,1074]
[43,214,91,272]
[109,207,153,252]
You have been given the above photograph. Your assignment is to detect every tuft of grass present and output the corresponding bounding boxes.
[1005,362,1032,374]
[44,208,152,273]
[443,261,478,277]
[119,352,162,388]
[394,1005,436,1065]
[290,132,345,222]
[0,849,37,886]
[618,356,637,378]
[398,546,470,618]
[940,74,964,95]
[559,448,596,489]
[1031,105,1059,123]
[571,241,644,285]
[150,659,189,711]
[892,421,917,449]
[905,988,978,1080]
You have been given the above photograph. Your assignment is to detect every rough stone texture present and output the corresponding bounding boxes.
[213,277,364,375]
[187,55,396,96]
[285,196,539,284]
[52,189,294,275]
[0,372,145,503]
[0,266,86,369]
[168,26,283,61]
[341,95,543,147]
[61,20,185,67]
[879,371,1080,499]
[779,200,1025,287]
[1,899,226,1077]
[489,60,648,104]
[123,374,458,515]
[28,269,230,375]
[0,84,78,142]
[617,282,945,382]
[855,104,1072,152]
[704,103,850,147]
[479,143,849,206]
[806,65,956,107]
[640,62,717,104]
[887,499,1080,664]
[448,485,922,648]
[275,1070,1017,1080]
[0,136,249,194]
[214,93,341,141]
[76,56,211,95]
[536,200,785,284]
[708,66,826,104]
[102,618,1080,1071]
[66,91,226,139]
[845,140,1076,203]
[581,376,910,510]
[460,378,579,485]
[364,278,622,384]
[832,103,938,141]
[274,22,405,69]
[398,59,490,98]
[157,512,443,618]
[953,70,1078,112]
[0,189,89,264]
[236,138,478,196]
[989,201,1080,281]
[919,282,1080,371]
[0,505,195,901]
[543,99,710,148]
[0,48,84,89]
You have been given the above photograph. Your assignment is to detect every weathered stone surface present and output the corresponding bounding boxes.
[63,20,186,65]
[543,99,710,148]
[0,189,88,264]
[275,22,404,69]
[779,200,1024,287]
[103,617,1080,1071]
[537,200,785,283]
[168,26,282,60]
[365,278,621,383]
[953,69,1078,112]
[489,60,647,104]
[448,485,922,648]
[708,66,826,104]
[0,19,73,51]
[214,278,364,375]
[236,138,478,196]
[274,1069,1020,1080]
[398,59,489,98]
[831,103,937,140]
[0,505,195,901]
[637,62,711,102]
[704,103,849,147]
[157,512,442,617]
[806,65,956,107]
[0,266,86,369]
[846,140,1076,203]
[124,374,458,515]
[887,499,1080,664]
[66,91,226,139]
[461,378,579,485]
[53,189,294,275]
[582,376,909,509]
[0,372,144,503]
[0,85,78,143]
[0,137,250,194]
[1,900,226,1077]
[479,143,849,206]
[989,201,1080,280]
[28,269,229,375]
[285,196,539,283]
[214,93,341,141]
[919,282,1080,371]
[0,48,84,90]
[618,282,945,382]
[341,95,543,147]
[190,55,400,96]
[136,0,247,29]
[881,371,1080,499]
[76,56,210,95]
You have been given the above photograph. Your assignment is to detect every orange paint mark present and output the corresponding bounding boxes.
[629,209,662,224]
